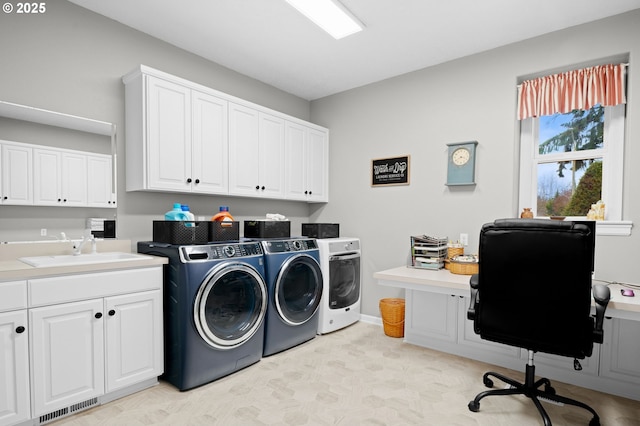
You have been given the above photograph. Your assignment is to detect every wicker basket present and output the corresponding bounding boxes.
[449,260,479,275]
[447,246,464,259]
[379,298,405,338]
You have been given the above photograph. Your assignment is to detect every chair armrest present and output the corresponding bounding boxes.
[592,284,611,344]
[467,274,479,320]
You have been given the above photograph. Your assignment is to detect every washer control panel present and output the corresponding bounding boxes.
[262,238,318,254]
[180,242,263,262]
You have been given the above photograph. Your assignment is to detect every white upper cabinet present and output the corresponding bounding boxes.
[228,104,285,198]
[123,65,329,203]
[124,73,229,195]
[146,76,192,192]
[33,149,88,207]
[285,122,328,202]
[87,154,115,208]
[2,141,112,208]
[306,128,329,202]
[1,142,33,205]
[192,91,228,194]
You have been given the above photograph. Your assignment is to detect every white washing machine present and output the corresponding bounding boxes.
[316,237,361,334]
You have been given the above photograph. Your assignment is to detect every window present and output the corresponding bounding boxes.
[519,103,629,235]
[517,61,630,236]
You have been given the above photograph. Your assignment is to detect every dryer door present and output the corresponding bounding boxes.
[194,262,267,349]
[275,254,323,325]
[328,253,361,309]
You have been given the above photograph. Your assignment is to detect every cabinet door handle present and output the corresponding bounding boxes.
[255,185,260,190]
[187,178,192,183]
[108,309,116,316]
[95,312,103,319]
[261,186,265,190]
[195,179,200,184]
[16,326,26,334]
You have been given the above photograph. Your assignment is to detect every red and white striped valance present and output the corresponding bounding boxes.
[517,63,626,120]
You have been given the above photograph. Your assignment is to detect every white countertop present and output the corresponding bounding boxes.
[0,240,167,281]
[374,265,640,318]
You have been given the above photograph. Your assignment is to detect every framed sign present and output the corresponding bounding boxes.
[371,155,410,186]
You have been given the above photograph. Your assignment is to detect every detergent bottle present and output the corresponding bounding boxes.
[181,204,196,227]
[211,206,234,226]
[165,203,189,221]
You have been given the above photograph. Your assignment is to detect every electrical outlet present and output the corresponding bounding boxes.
[41,228,47,237]
[460,233,469,246]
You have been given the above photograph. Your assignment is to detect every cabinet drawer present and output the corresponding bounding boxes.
[0,280,27,312]
[29,267,163,307]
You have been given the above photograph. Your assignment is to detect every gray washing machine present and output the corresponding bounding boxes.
[138,241,267,390]
[260,238,323,356]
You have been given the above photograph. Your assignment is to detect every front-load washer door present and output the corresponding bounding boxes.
[194,262,267,350]
[329,253,361,309]
[275,254,323,325]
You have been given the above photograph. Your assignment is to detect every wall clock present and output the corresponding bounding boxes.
[446,141,478,186]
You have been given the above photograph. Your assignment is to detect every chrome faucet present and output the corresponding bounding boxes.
[72,230,97,255]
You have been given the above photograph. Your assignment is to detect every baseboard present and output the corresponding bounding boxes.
[359,314,382,326]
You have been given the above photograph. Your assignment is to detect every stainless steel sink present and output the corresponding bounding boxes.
[19,252,150,268]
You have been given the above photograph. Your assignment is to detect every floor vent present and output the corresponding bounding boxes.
[38,397,99,425]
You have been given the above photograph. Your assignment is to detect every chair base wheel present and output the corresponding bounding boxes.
[468,401,480,412]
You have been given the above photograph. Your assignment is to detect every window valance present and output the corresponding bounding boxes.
[517,63,626,120]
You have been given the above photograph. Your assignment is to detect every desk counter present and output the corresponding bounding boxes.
[374,265,640,320]
[374,265,640,401]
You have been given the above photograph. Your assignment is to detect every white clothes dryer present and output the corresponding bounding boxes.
[316,237,361,334]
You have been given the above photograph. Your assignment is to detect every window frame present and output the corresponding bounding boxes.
[518,103,631,236]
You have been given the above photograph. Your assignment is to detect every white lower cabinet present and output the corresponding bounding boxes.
[104,290,163,392]
[0,310,30,426]
[405,291,457,343]
[0,267,164,426]
[402,288,640,400]
[30,299,105,417]
[600,317,640,385]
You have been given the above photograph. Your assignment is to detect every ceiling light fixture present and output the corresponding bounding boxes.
[285,0,364,40]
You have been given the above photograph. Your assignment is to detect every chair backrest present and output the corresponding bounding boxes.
[473,218,595,359]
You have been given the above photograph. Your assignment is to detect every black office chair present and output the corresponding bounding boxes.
[467,219,610,426]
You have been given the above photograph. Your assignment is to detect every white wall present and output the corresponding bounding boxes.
[310,10,640,316]
[0,0,313,244]
[1,2,639,319]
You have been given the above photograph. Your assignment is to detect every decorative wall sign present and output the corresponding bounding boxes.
[371,155,410,186]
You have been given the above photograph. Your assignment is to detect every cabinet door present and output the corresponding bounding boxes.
[284,124,329,202]
[405,290,458,345]
[1,143,32,205]
[191,91,228,194]
[33,148,62,206]
[228,103,260,196]
[61,152,88,206]
[146,76,192,192]
[284,121,308,201]
[306,128,328,202]
[105,290,163,392]
[258,112,285,198]
[0,310,30,426]
[87,154,115,208]
[30,299,105,417]
[600,317,640,385]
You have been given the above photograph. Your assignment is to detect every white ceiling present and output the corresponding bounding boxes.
[68,0,640,101]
